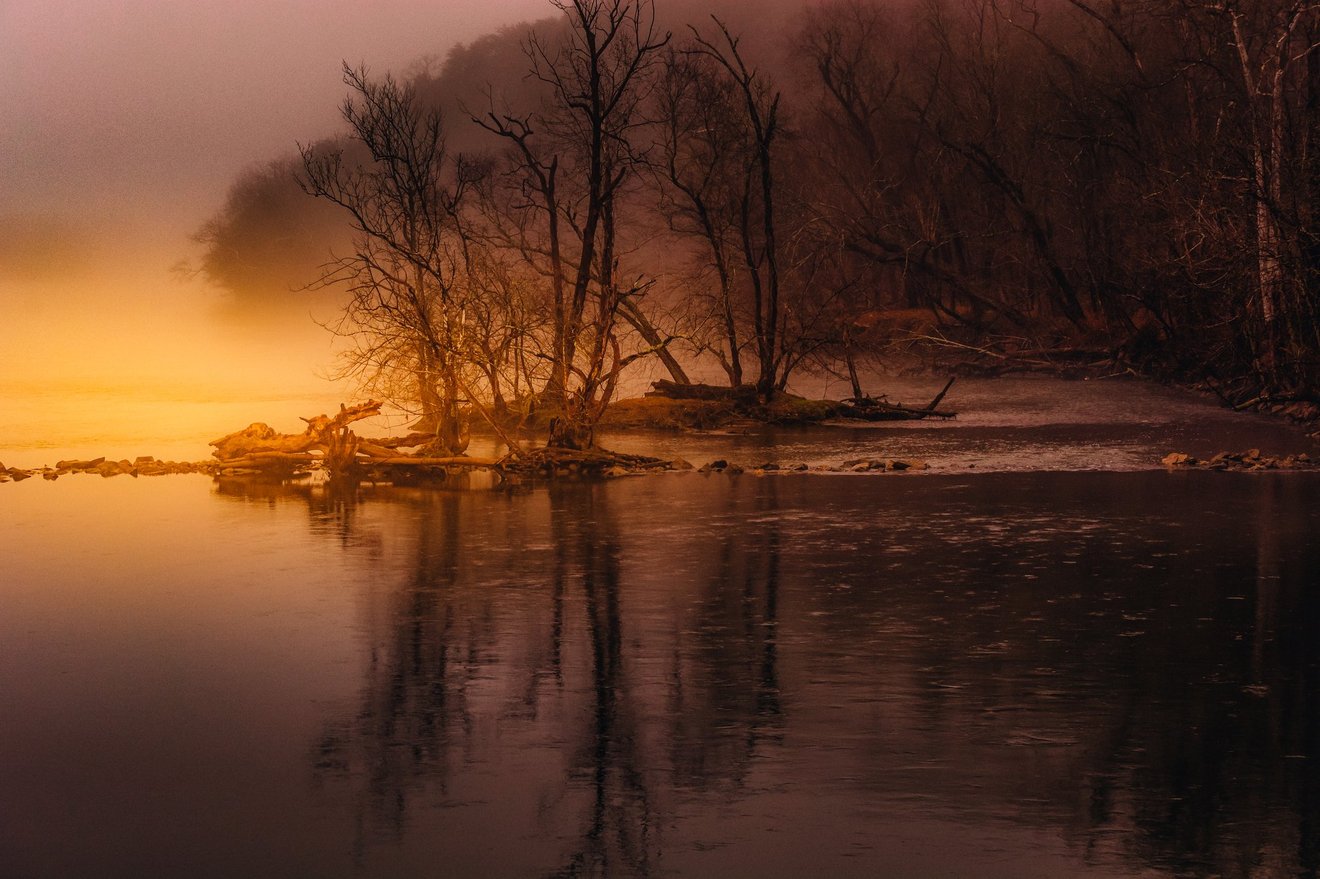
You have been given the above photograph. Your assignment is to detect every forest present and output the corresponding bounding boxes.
[193,0,1320,453]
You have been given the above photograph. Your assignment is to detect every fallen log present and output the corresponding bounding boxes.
[246,451,317,462]
[298,400,383,434]
[368,432,437,449]
[212,453,316,470]
[646,380,758,401]
[355,441,401,459]
[842,377,957,420]
[924,376,956,411]
[841,403,956,421]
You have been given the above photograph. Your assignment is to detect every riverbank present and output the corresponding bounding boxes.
[4,375,1317,477]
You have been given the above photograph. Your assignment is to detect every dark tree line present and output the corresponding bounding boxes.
[807,0,1319,390]
[196,0,1320,447]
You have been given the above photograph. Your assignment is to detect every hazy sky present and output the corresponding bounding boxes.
[0,0,804,451]
[2,0,550,241]
[0,0,552,403]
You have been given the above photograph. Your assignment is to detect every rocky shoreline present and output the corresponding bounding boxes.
[7,448,1320,485]
[0,456,222,482]
[1160,449,1316,471]
[0,452,944,484]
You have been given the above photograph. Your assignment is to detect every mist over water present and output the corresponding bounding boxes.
[0,0,815,471]
[0,245,352,467]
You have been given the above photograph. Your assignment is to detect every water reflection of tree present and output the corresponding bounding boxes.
[278,476,793,877]
[666,477,783,790]
[891,476,1320,879]
[312,490,476,856]
[216,478,477,851]
[213,471,1320,877]
[762,473,1320,879]
[211,477,380,552]
[541,482,655,878]
[1087,477,1320,879]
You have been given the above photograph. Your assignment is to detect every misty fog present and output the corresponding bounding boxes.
[1,0,812,430]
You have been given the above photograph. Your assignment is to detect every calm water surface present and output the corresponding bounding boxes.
[2,378,1320,878]
[2,469,1319,878]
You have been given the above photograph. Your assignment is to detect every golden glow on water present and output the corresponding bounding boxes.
[3,473,1317,877]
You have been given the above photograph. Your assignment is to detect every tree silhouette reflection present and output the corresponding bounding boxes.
[665,478,783,791]
[207,473,1320,877]
[540,482,654,878]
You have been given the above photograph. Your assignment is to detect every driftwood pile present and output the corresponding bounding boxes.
[209,401,498,480]
[210,401,680,483]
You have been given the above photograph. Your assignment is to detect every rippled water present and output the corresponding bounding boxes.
[3,464,1319,878]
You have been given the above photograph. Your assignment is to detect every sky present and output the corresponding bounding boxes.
[2,0,550,237]
[0,0,551,408]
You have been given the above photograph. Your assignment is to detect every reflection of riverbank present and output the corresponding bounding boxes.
[33,469,1309,871]
[317,473,1320,876]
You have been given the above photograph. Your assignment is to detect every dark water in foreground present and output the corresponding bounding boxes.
[2,469,1319,878]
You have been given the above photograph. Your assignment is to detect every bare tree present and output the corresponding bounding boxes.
[299,65,493,454]
[652,45,751,386]
[1214,0,1319,372]
[477,0,672,448]
[687,18,789,400]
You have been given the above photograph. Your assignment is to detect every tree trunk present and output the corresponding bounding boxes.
[618,299,690,384]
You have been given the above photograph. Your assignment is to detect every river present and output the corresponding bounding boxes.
[2,376,1319,878]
